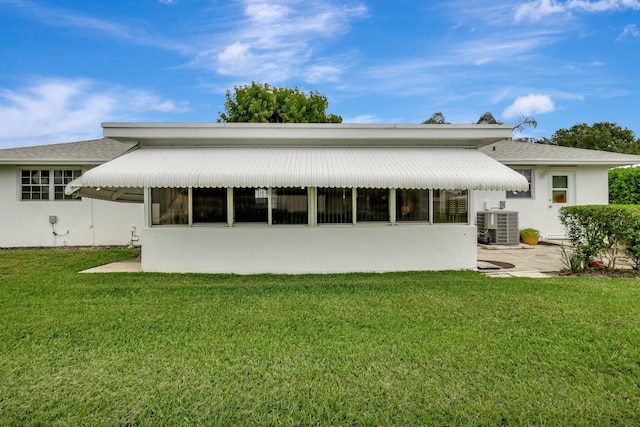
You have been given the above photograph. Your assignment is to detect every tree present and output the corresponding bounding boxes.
[422,112,537,140]
[538,122,640,154]
[476,112,502,125]
[218,82,342,123]
[512,116,537,134]
[422,112,449,124]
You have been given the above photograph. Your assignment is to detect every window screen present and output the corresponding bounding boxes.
[396,189,430,222]
[234,188,268,223]
[317,188,352,224]
[272,187,308,225]
[356,189,389,222]
[193,188,227,223]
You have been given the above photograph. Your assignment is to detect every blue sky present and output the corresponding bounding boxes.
[0,0,639,148]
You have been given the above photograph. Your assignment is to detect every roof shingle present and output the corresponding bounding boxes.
[480,140,640,166]
[0,138,137,165]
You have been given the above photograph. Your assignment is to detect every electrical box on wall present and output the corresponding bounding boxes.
[49,215,57,224]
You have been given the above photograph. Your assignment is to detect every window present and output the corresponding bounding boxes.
[433,189,468,224]
[396,189,430,222]
[21,169,82,201]
[193,188,227,223]
[234,187,268,223]
[151,188,189,225]
[317,188,352,224]
[53,170,82,200]
[506,169,532,199]
[552,175,568,203]
[272,187,308,225]
[356,188,389,222]
[147,186,476,227]
[21,170,49,200]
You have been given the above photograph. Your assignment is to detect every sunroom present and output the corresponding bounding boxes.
[67,123,528,274]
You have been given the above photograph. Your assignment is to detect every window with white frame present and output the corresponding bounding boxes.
[506,169,532,199]
[21,169,82,201]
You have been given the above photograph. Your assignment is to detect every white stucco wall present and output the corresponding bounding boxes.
[473,166,609,239]
[574,166,609,204]
[141,224,477,274]
[0,166,144,247]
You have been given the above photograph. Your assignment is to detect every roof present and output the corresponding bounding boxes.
[480,140,640,166]
[0,138,137,165]
[67,146,529,202]
[102,122,515,148]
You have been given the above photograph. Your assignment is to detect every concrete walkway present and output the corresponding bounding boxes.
[80,258,142,273]
[478,241,566,278]
[81,241,567,277]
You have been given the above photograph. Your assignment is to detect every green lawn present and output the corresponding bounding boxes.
[1,249,639,425]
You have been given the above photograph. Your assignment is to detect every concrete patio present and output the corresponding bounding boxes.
[477,241,566,278]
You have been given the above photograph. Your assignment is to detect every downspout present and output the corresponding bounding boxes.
[90,198,95,247]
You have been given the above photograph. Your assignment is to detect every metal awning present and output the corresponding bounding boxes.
[68,186,144,203]
[67,146,529,202]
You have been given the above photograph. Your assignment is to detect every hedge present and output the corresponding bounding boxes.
[559,205,640,271]
[609,167,640,204]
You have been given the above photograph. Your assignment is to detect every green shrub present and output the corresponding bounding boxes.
[620,207,640,269]
[559,244,583,273]
[560,205,640,271]
[609,167,640,204]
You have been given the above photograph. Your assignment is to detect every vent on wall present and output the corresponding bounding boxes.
[477,211,519,245]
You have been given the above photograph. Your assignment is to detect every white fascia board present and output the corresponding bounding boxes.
[0,159,106,166]
[101,122,514,148]
[498,159,640,166]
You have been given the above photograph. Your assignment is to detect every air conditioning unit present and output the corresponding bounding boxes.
[477,210,519,245]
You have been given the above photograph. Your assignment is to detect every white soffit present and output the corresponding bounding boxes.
[68,147,529,196]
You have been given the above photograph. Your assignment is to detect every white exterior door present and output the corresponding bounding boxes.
[547,172,574,238]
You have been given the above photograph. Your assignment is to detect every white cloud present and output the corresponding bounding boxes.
[567,0,640,12]
[123,91,191,113]
[245,2,290,22]
[0,78,189,147]
[515,0,640,22]
[4,1,363,84]
[305,64,343,83]
[202,0,367,83]
[515,0,565,22]
[617,24,640,40]
[215,42,254,74]
[357,29,558,97]
[503,94,555,117]
[343,114,378,123]
[3,0,189,53]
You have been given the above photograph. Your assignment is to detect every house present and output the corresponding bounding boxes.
[4,130,638,269]
[475,140,640,239]
[64,122,528,274]
[0,138,144,248]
